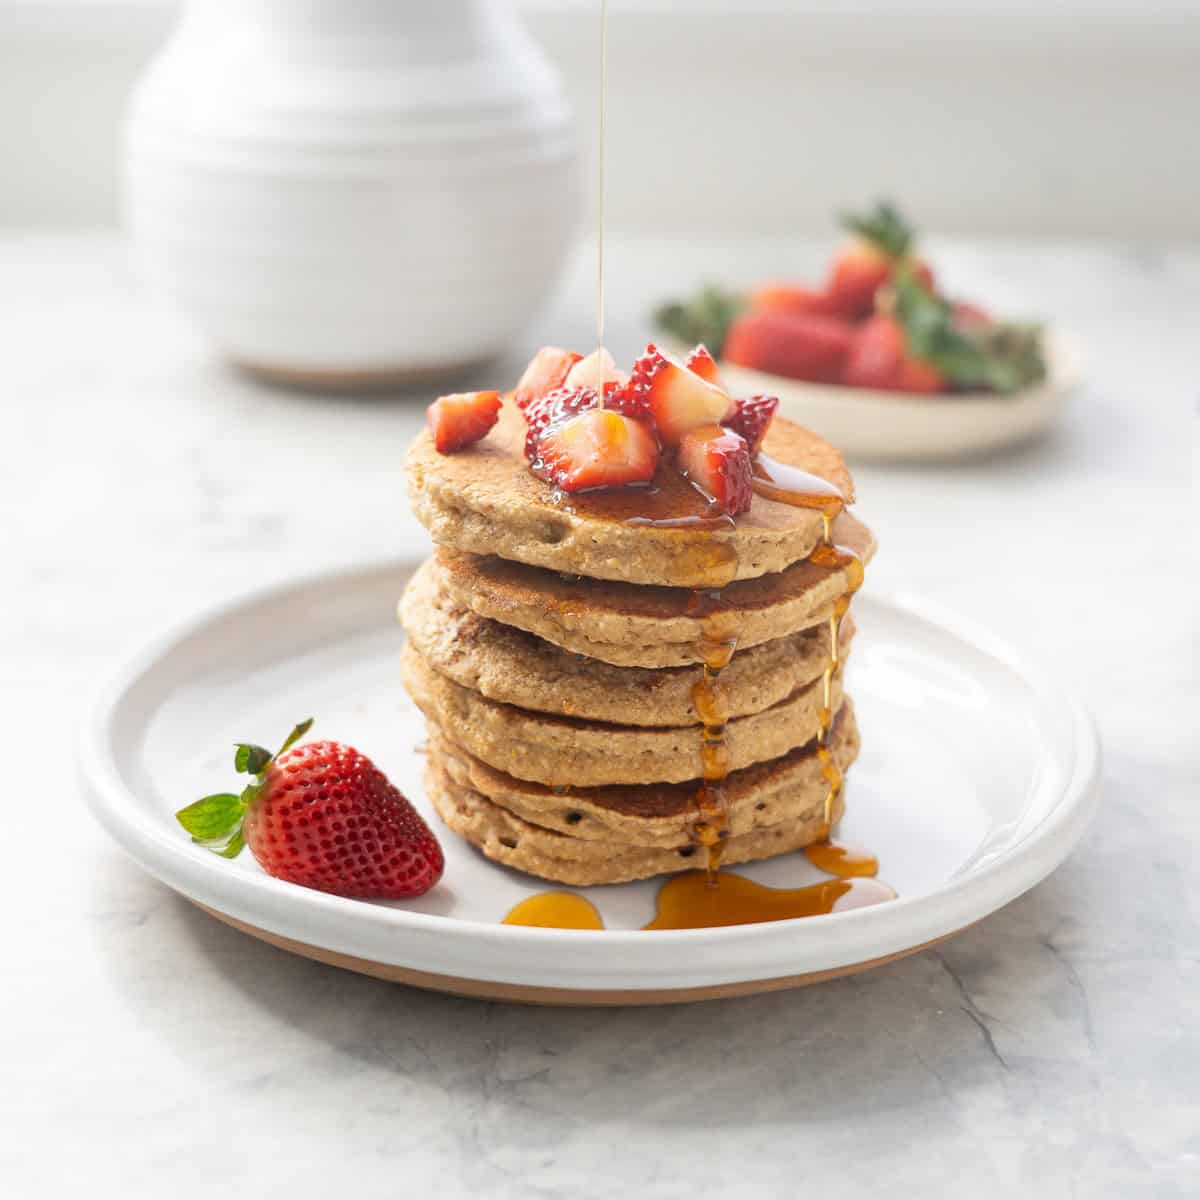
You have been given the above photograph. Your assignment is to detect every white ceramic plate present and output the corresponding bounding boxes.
[662,333,1082,463]
[80,560,1099,1004]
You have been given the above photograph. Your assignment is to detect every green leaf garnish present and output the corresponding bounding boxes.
[654,285,747,358]
[178,720,315,858]
[840,200,916,260]
[275,718,314,760]
[216,830,246,860]
[234,744,272,774]
[892,269,1046,394]
[175,793,245,840]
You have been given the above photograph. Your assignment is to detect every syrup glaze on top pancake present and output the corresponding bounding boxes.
[406,397,857,588]
[427,510,873,668]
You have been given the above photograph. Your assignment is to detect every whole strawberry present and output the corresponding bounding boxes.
[175,720,444,899]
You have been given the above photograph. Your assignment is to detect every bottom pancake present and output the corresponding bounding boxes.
[427,764,847,886]
[428,699,860,850]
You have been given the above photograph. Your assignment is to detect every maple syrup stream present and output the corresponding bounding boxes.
[503,6,882,931]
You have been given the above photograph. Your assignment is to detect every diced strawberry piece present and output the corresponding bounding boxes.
[426,390,501,454]
[531,408,659,493]
[521,385,599,461]
[842,315,943,393]
[723,395,779,455]
[622,343,734,446]
[564,346,626,391]
[677,424,753,517]
[684,344,724,388]
[723,310,854,383]
[748,283,847,320]
[513,347,582,410]
[605,377,653,426]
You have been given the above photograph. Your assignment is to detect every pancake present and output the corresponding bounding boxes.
[405,397,857,588]
[427,765,846,886]
[402,640,846,786]
[427,508,873,669]
[428,701,859,848]
[400,558,853,726]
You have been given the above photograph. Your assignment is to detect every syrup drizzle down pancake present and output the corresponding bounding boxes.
[402,369,882,919]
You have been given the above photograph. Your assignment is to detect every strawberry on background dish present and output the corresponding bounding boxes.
[655,199,1048,398]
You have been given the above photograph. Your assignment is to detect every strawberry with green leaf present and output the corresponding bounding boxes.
[889,269,1046,393]
[827,200,935,319]
[175,720,444,899]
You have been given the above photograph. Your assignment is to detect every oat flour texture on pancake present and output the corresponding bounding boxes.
[406,396,856,589]
[403,341,878,890]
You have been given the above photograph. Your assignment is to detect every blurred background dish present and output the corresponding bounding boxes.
[123,0,578,389]
[661,331,1082,462]
[656,200,1081,460]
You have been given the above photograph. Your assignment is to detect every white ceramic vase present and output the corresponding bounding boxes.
[124,0,577,389]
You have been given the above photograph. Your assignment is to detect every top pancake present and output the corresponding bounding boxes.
[406,396,856,588]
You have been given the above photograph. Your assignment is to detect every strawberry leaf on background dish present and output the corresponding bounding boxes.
[654,286,746,359]
[840,200,915,260]
[892,270,1046,394]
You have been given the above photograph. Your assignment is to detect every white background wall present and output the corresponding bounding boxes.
[2,0,1198,238]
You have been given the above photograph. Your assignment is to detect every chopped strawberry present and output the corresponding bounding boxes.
[513,347,582,410]
[564,346,626,391]
[722,310,854,383]
[620,343,734,446]
[174,720,444,899]
[684,344,724,388]
[677,424,753,516]
[748,282,847,320]
[521,385,599,460]
[723,395,779,455]
[426,390,501,453]
[842,315,943,393]
[532,408,659,492]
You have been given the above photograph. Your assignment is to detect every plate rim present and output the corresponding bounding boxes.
[78,557,1101,988]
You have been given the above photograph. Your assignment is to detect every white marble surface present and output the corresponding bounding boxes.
[2,233,1197,1198]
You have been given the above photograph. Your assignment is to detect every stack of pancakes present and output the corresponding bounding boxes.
[401,398,874,886]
